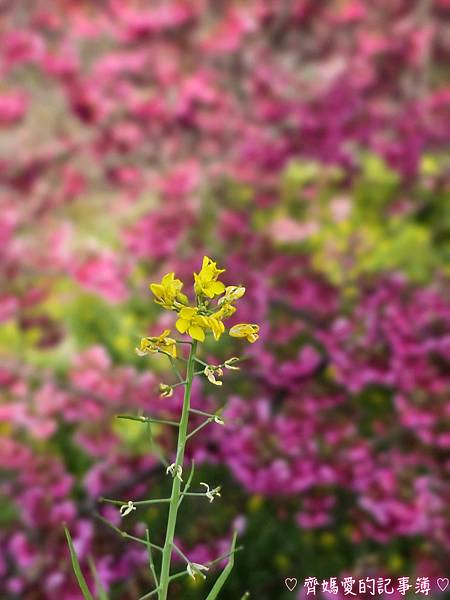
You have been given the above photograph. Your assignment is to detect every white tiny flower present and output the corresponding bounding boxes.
[187,562,209,580]
[204,365,223,386]
[223,357,240,370]
[159,383,173,397]
[213,415,225,425]
[200,482,221,503]
[166,463,183,482]
[119,501,136,517]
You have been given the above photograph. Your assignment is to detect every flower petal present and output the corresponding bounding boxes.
[211,281,225,294]
[176,318,189,333]
[150,283,163,296]
[179,307,197,319]
[188,325,205,342]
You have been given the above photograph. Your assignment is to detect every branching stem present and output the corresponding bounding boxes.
[186,417,213,440]
[158,340,197,600]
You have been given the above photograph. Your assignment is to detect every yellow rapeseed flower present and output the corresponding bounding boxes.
[208,316,225,341]
[136,329,177,357]
[150,272,187,310]
[211,302,236,321]
[218,285,245,306]
[175,307,224,342]
[194,256,226,299]
[229,323,259,343]
[175,307,208,342]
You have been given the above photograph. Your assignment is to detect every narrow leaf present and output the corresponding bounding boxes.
[64,527,95,600]
[204,532,238,600]
[88,556,109,600]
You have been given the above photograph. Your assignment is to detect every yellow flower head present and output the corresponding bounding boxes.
[150,272,188,310]
[194,256,226,299]
[136,329,177,357]
[211,302,236,321]
[229,323,259,343]
[175,307,225,342]
[218,285,246,306]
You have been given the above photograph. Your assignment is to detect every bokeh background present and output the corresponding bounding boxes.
[1,1,450,599]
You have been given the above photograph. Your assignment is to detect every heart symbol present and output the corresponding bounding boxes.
[437,578,449,591]
[285,578,298,592]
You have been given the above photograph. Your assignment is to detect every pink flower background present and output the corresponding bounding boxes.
[0,1,449,599]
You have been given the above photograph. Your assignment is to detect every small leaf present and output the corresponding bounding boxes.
[88,556,109,600]
[64,526,95,600]
[205,532,238,600]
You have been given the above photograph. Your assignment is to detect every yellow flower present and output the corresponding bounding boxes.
[175,307,207,342]
[211,302,236,321]
[229,323,259,343]
[175,307,224,342]
[208,316,225,341]
[150,272,187,310]
[218,285,245,306]
[194,256,226,299]
[136,329,177,357]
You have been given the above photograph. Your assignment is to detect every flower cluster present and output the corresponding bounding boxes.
[143,256,258,345]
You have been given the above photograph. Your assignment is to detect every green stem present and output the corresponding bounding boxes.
[189,408,223,419]
[168,355,184,382]
[117,415,179,427]
[158,340,197,600]
[186,417,213,440]
[100,497,170,506]
[139,546,244,600]
[194,356,209,367]
[146,529,159,587]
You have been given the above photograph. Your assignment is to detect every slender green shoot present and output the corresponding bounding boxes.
[64,526,95,600]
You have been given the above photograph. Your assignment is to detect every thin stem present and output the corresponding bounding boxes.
[189,408,223,419]
[146,529,159,587]
[95,514,163,551]
[186,417,213,440]
[139,545,244,600]
[172,543,191,565]
[170,380,187,389]
[206,545,243,566]
[178,461,195,508]
[157,349,187,362]
[117,415,179,427]
[194,356,209,367]
[100,497,170,507]
[138,588,160,600]
[168,355,184,382]
[146,420,169,468]
[158,340,197,600]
